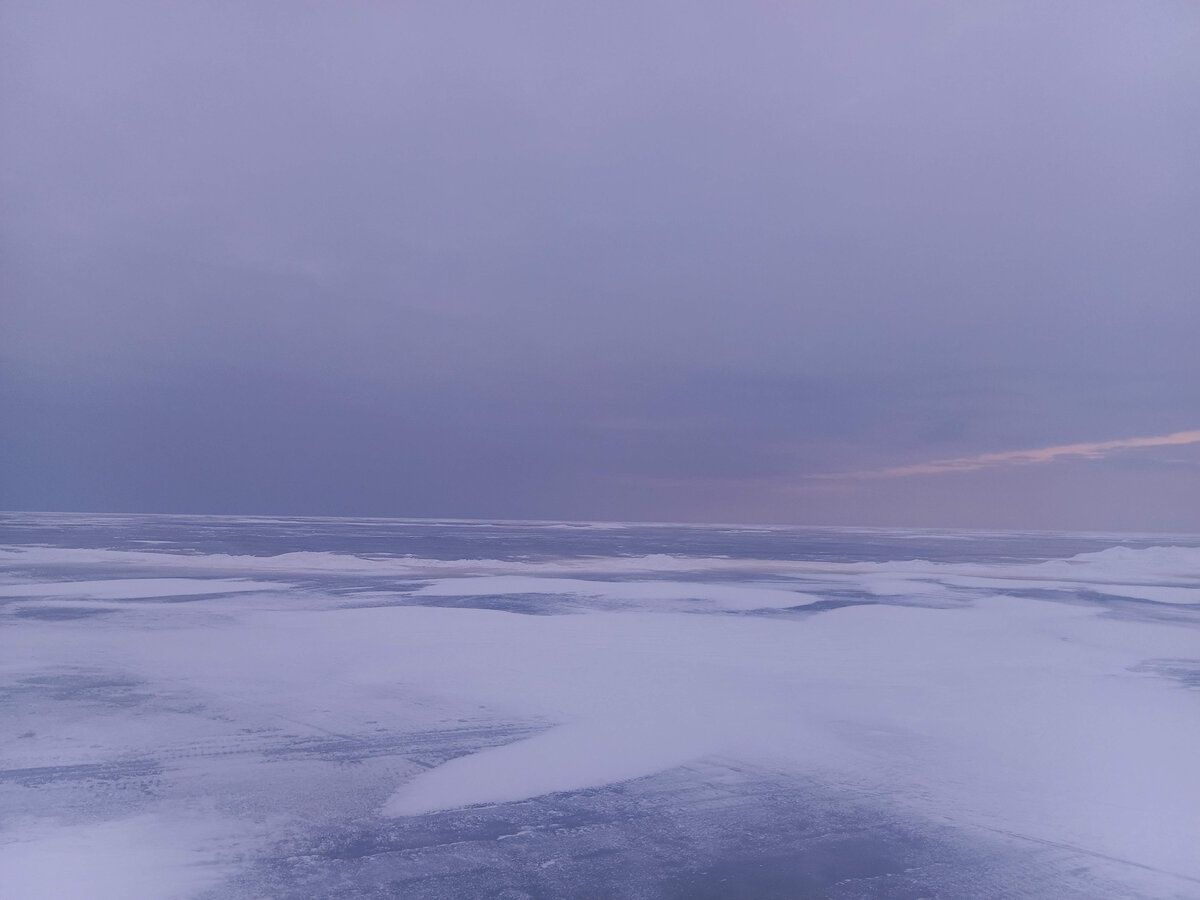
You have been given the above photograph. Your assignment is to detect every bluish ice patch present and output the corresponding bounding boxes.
[0,758,162,787]
[210,760,1174,900]
[262,722,549,768]
[0,671,151,707]
[1015,588,1200,624]
[399,593,591,616]
[1129,658,1200,689]
[12,605,120,620]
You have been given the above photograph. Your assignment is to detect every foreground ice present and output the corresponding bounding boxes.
[1,514,1198,898]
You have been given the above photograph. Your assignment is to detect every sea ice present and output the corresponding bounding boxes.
[2,517,1198,898]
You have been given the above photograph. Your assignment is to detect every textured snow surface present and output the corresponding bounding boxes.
[2,514,1199,898]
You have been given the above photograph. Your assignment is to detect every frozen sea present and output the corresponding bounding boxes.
[2,512,1199,899]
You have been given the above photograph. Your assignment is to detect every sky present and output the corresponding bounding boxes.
[2,0,1199,531]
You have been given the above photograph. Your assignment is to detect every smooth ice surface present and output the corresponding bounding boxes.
[2,513,1199,898]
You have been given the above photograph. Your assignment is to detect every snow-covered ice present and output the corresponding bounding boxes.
[2,513,1198,898]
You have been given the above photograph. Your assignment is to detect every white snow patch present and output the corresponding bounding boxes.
[0,815,242,900]
[370,599,1200,878]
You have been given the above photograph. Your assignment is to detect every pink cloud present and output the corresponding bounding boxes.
[821,429,1200,480]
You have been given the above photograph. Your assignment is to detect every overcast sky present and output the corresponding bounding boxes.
[3,1,1198,530]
